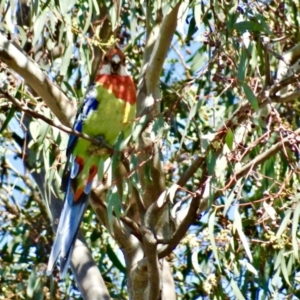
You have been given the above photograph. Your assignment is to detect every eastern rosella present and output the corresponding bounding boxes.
[47,48,136,277]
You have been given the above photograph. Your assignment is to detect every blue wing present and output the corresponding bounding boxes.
[66,86,99,158]
[61,86,99,191]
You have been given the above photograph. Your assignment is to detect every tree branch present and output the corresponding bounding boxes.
[90,188,142,241]
[138,2,181,116]
[90,190,141,253]
[145,2,181,96]
[71,239,111,300]
[142,228,161,300]
[277,43,300,82]
[0,33,75,126]
[272,90,300,103]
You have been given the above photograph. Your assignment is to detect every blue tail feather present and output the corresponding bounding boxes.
[47,178,89,277]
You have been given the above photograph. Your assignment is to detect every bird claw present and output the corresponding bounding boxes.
[88,136,113,156]
[95,135,111,149]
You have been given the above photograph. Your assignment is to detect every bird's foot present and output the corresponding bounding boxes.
[88,136,113,156]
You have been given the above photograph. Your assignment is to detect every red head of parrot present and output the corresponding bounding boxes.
[96,48,136,105]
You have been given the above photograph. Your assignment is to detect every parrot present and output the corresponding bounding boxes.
[47,47,136,277]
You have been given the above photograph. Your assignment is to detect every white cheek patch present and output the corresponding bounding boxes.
[119,65,129,76]
[98,64,111,75]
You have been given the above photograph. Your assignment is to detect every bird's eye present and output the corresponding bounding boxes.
[103,55,109,63]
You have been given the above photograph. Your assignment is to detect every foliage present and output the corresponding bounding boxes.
[1,0,300,299]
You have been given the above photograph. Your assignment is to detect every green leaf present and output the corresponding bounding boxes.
[287,254,294,276]
[63,81,77,98]
[60,43,73,76]
[106,0,120,31]
[112,187,121,220]
[223,182,240,216]
[237,48,248,82]
[230,278,245,300]
[33,9,47,45]
[225,128,234,150]
[144,161,153,182]
[121,178,129,203]
[129,1,137,44]
[106,186,121,233]
[0,107,15,134]
[234,208,253,262]
[241,82,259,112]
[271,268,281,287]
[194,1,202,29]
[248,41,257,71]
[106,243,126,273]
[81,43,92,76]
[132,114,147,141]
[59,0,77,14]
[254,14,272,34]
[274,250,283,270]
[191,249,201,273]
[168,184,179,203]
[130,153,138,172]
[29,121,40,141]
[82,0,93,35]
[276,209,292,238]
[112,150,121,173]
[177,0,189,35]
[233,21,266,33]
[114,132,125,152]
[27,269,37,297]
[207,149,216,176]
[208,210,221,270]
[281,254,291,286]
[243,261,258,276]
[154,114,166,139]
[97,158,105,181]
[190,50,205,73]
[15,26,28,48]
[106,189,114,233]
[292,203,300,260]
[37,121,49,144]
[92,0,100,14]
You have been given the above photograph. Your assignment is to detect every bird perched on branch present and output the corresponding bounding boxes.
[47,47,137,277]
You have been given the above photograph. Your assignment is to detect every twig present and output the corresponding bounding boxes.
[0,88,104,146]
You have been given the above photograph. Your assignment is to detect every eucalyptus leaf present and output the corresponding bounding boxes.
[208,210,221,270]
[292,203,300,260]
[233,21,266,33]
[241,82,259,112]
[33,9,47,45]
[225,128,234,150]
